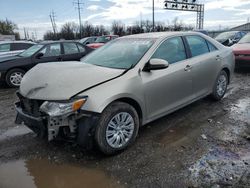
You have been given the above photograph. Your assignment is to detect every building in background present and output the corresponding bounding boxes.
[0,34,15,41]
[230,22,250,32]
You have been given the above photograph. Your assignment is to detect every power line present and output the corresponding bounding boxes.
[73,0,84,38]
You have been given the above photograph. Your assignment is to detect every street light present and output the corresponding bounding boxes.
[152,0,155,32]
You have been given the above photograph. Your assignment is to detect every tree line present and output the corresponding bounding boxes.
[44,17,194,40]
[0,18,194,41]
[0,19,20,40]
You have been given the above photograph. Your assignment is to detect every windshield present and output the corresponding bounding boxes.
[81,38,155,69]
[215,31,237,40]
[19,44,44,57]
[95,36,112,43]
[238,34,250,44]
[79,38,88,44]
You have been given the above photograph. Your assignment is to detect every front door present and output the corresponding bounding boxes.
[33,43,62,64]
[142,37,194,121]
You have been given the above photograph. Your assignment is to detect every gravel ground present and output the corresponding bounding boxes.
[0,71,249,188]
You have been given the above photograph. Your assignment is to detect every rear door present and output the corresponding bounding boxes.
[61,42,83,61]
[184,35,220,97]
[33,43,62,64]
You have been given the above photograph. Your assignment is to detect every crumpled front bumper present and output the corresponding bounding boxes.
[15,102,47,138]
[15,102,100,147]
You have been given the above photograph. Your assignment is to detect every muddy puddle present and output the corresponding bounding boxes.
[155,120,201,146]
[189,147,250,187]
[230,97,250,123]
[0,126,32,142]
[0,158,123,188]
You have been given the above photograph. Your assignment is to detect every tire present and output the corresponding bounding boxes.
[95,102,139,155]
[5,68,25,88]
[210,70,228,101]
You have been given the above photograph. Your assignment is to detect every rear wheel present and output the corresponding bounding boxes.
[95,102,139,155]
[6,68,25,88]
[210,70,228,100]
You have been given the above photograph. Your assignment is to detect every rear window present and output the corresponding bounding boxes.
[0,44,11,52]
[186,36,209,57]
[63,43,79,54]
[11,43,34,51]
[206,41,218,52]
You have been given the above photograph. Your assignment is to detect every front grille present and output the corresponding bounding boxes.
[17,92,44,117]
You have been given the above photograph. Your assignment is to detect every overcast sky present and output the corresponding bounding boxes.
[0,0,250,39]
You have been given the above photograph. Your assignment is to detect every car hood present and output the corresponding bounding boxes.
[20,61,124,100]
[215,38,228,44]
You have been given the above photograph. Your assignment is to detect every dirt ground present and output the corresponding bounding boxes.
[0,71,249,188]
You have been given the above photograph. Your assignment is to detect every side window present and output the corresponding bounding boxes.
[186,36,209,57]
[0,44,11,52]
[77,44,86,53]
[63,43,79,54]
[206,41,218,52]
[152,37,187,64]
[12,43,32,50]
[235,32,241,40]
[43,43,61,57]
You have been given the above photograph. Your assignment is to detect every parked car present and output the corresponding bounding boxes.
[79,36,97,45]
[86,35,119,49]
[15,32,234,155]
[0,41,92,87]
[0,41,35,58]
[232,33,250,68]
[193,29,209,35]
[215,31,247,46]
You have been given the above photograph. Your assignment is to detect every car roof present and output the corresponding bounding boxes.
[120,31,201,39]
[38,40,80,45]
[0,41,36,44]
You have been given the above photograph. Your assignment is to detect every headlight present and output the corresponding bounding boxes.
[40,98,87,117]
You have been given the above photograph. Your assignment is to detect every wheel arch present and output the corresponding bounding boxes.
[111,97,143,125]
[222,67,230,84]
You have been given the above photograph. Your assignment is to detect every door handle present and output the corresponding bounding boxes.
[184,65,192,71]
[216,55,221,61]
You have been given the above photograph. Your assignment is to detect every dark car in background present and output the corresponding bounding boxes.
[87,35,119,49]
[0,41,92,87]
[215,31,247,46]
[0,41,35,58]
[79,36,97,45]
[232,33,250,68]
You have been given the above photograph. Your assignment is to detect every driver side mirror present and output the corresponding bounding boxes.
[35,52,44,59]
[143,58,169,72]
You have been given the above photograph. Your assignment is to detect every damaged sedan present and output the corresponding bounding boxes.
[15,32,235,155]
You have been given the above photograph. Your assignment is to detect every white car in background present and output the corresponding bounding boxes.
[0,41,35,58]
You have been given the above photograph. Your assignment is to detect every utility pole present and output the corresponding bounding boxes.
[73,0,84,38]
[152,0,155,32]
[49,10,57,34]
[23,27,27,40]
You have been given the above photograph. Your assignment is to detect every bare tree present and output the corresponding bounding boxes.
[112,21,126,36]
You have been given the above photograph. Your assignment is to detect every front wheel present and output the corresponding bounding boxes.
[5,68,25,88]
[95,102,139,155]
[210,70,228,101]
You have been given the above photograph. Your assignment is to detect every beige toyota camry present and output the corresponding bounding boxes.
[15,32,235,154]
